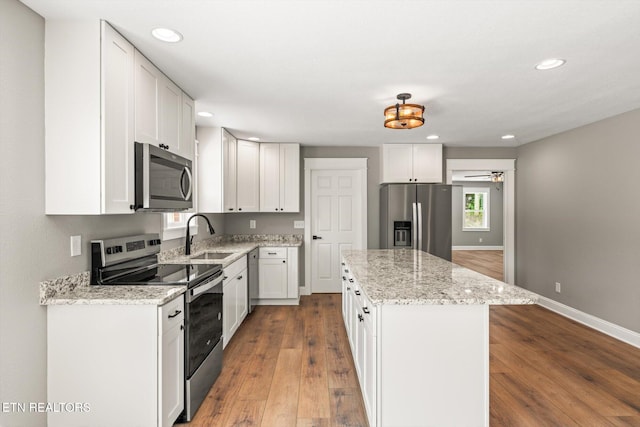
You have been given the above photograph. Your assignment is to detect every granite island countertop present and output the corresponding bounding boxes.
[342,249,537,305]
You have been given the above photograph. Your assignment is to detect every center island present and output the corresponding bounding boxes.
[340,249,537,427]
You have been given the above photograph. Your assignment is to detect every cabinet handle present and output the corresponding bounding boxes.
[166,145,170,150]
[268,252,277,255]
[238,208,242,211]
[180,324,184,330]
[349,279,354,283]
[358,314,364,322]
[223,276,228,280]
[363,307,370,314]
[347,287,351,291]
[282,260,286,263]
[344,269,349,273]
[228,208,234,211]
[354,290,360,295]
[342,276,346,280]
[275,208,278,211]
[168,310,182,319]
[237,275,243,280]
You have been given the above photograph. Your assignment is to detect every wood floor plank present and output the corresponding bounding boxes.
[452,250,504,281]
[329,387,368,427]
[222,398,265,427]
[261,348,303,427]
[296,418,331,427]
[297,295,331,419]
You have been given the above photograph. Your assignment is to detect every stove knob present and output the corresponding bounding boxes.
[116,246,123,253]
[106,247,113,255]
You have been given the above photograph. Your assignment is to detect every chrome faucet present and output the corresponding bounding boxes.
[185,214,215,255]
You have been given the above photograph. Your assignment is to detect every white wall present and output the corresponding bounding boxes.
[0,3,222,425]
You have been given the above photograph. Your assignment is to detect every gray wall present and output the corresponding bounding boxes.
[451,181,504,247]
[0,4,222,425]
[516,108,640,333]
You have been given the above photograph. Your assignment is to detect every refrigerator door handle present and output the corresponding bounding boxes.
[412,202,418,249]
[417,202,423,251]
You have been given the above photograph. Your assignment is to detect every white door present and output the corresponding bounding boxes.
[310,168,363,293]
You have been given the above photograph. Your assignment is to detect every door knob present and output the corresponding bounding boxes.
[312,235,322,240]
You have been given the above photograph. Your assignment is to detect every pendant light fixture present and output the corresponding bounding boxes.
[384,93,425,129]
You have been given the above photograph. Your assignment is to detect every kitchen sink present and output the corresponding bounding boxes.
[190,252,234,260]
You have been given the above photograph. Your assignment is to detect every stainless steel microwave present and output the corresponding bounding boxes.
[134,142,193,211]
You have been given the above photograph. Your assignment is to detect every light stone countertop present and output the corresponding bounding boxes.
[342,249,538,305]
[43,285,186,306]
[40,234,303,306]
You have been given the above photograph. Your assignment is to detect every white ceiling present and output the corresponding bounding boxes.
[21,0,640,147]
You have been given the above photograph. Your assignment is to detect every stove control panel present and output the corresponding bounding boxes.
[91,233,162,268]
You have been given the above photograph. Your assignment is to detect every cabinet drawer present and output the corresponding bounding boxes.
[159,295,184,333]
[224,256,247,280]
[259,247,287,258]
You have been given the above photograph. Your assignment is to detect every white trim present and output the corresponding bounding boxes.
[446,159,515,285]
[452,246,504,250]
[537,296,640,349]
[304,158,368,296]
[162,214,198,241]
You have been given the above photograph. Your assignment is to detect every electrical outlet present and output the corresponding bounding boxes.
[249,220,256,229]
[70,235,82,257]
[555,282,561,293]
[294,220,305,229]
[479,237,483,243]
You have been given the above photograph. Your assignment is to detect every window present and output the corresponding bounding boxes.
[163,212,198,241]
[463,188,490,231]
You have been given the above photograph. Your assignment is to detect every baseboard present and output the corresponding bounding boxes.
[255,297,300,306]
[452,245,504,250]
[300,284,311,296]
[537,296,640,349]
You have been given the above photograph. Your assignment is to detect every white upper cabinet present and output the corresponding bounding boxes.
[222,129,237,212]
[260,143,300,212]
[179,93,196,163]
[381,143,442,183]
[198,128,260,213]
[45,20,135,214]
[236,139,260,212]
[135,50,194,160]
[134,50,161,147]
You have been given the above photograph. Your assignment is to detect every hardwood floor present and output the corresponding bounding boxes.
[179,294,640,427]
[177,294,367,427]
[452,249,504,280]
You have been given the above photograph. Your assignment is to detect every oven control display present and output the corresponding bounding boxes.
[126,240,146,252]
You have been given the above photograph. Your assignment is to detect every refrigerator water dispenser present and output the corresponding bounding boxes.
[394,221,412,247]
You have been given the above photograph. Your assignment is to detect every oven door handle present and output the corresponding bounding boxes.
[190,273,223,300]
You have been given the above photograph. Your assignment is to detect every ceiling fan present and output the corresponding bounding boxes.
[464,171,504,182]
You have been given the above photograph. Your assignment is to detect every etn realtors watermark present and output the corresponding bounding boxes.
[2,402,90,413]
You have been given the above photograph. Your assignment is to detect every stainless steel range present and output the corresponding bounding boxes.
[90,233,223,422]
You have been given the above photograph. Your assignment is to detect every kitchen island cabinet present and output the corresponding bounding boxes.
[341,249,537,427]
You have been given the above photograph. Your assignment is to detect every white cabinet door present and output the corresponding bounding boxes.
[102,22,135,214]
[280,144,300,212]
[159,296,185,427]
[159,77,181,152]
[160,321,184,427]
[235,271,248,325]
[258,258,288,298]
[236,140,260,212]
[222,279,237,349]
[260,143,281,212]
[134,50,161,147]
[222,129,237,212]
[413,143,442,183]
[286,247,299,298]
[177,92,195,161]
[382,144,413,183]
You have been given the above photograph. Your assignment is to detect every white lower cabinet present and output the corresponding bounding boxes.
[222,257,248,348]
[342,258,490,427]
[257,247,299,302]
[47,295,185,427]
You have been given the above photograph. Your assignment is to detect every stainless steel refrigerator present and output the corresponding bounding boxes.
[380,184,452,260]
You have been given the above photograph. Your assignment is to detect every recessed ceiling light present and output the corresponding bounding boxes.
[197,111,213,118]
[501,134,516,140]
[151,28,183,43]
[248,137,260,141]
[426,135,439,140]
[535,58,566,70]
